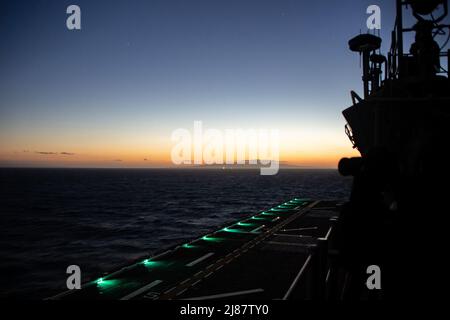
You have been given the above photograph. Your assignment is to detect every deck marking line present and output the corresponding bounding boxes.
[251,225,265,233]
[282,255,312,300]
[191,280,202,287]
[194,271,203,277]
[274,233,312,238]
[176,288,188,296]
[120,280,163,300]
[215,265,224,271]
[324,226,333,240]
[281,227,318,232]
[151,250,172,261]
[266,241,312,247]
[186,252,215,267]
[183,288,264,301]
[163,286,177,295]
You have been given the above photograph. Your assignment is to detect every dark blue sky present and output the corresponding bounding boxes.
[1,0,448,166]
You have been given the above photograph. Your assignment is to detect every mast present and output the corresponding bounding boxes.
[396,0,404,77]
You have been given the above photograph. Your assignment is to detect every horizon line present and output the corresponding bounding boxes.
[0,166,338,170]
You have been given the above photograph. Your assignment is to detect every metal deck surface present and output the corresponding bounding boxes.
[51,199,340,300]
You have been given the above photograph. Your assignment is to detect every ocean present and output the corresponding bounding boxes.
[0,168,352,299]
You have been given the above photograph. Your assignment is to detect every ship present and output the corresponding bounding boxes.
[50,0,450,300]
[50,198,341,300]
[338,0,450,299]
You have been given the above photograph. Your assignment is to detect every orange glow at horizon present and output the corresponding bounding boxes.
[0,152,358,168]
[0,127,360,168]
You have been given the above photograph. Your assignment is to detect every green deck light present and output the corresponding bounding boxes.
[279,204,296,208]
[95,278,120,289]
[202,235,225,242]
[237,222,255,227]
[283,202,296,206]
[251,216,270,220]
[142,259,162,268]
[269,208,289,212]
[261,211,277,216]
[222,227,245,233]
[290,198,308,204]
[182,243,196,249]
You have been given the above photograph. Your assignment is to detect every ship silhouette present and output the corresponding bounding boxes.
[337,0,449,299]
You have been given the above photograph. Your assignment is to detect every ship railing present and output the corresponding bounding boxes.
[282,217,340,300]
[311,217,341,300]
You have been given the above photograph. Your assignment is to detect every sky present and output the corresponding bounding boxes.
[0,0,448,168]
